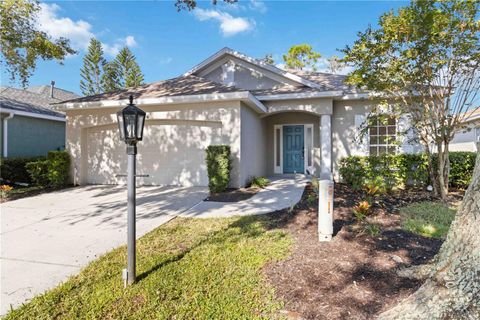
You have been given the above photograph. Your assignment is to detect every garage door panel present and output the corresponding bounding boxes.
[86,121,222,186]
[87,129,126,184]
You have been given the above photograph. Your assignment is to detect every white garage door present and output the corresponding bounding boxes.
[87,120,223,186]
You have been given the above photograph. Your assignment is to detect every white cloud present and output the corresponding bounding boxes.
[37,3,137,57]
[102,36,137,56]
[249,0,267,13]
[125,35,137,47]
[102,42,122,57]
[193,8,254,37]
[37,3,93,50]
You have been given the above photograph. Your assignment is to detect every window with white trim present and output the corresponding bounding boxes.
[368,115,397,155]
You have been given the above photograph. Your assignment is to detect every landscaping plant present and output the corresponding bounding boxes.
[25,160,49,186]
[25,151,70,187]
[361,223,381,237]
[340,152,476,191]
[0,185,13,191]
[205,145,231,193]
[363,176,386,205]
[352,201,371,221]
[249,176,270,188]
[46,151,70,187]
[0,156,44,184]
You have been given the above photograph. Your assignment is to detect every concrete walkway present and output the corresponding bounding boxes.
[183,175,309,218]
[0,185,208,315]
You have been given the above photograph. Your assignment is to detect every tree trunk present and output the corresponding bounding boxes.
[378,152,480,320]
[444,141,450,193]
[423,141,439,197]
[437,142,448,201]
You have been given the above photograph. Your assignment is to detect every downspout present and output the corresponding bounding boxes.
[3,113,14,157]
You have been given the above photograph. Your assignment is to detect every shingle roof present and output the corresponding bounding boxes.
[0,87,66,118]
[285,69,359,94]
[60,75,243,104]
[26,85,79,101]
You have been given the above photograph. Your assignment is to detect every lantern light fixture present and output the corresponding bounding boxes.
[116,95,146,147]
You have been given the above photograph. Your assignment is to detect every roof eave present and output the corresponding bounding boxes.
[55,91,267,113]
[1,107,66,122]
[256,90,344,101]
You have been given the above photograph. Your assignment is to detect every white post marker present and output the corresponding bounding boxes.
[318,179,334,241]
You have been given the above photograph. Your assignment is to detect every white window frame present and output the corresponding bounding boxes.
[368,115,398,156]
[273,124,314,174]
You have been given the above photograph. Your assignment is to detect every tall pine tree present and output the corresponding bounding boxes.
[80,38,106,95]
[101,61,121,93]
[114,46,145,88]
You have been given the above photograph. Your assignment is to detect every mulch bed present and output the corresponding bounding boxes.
[264,183,454,320]
[204,187,260,202]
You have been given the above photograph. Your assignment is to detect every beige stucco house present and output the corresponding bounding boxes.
[57,48,416,188]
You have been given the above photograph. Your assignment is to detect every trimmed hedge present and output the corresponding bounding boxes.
[438,152,477,188]
[205,145,231,193]
[25,160,49,186]
[46,151,70,187]
[25,151,71,187]
[0,157,45,184]
[339,152,476,190]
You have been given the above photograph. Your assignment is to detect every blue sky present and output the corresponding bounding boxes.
[2,0,408,95]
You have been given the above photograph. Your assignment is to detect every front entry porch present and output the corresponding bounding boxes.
[266,112,332,179]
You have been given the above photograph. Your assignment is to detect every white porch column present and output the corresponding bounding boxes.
[320,114,332,179]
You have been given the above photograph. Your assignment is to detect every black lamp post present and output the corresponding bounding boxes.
[117,95,145,286]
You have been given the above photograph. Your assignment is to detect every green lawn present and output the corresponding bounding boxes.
[400,201,457,239]
[5,215,292,320]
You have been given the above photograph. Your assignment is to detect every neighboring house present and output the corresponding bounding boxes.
[0,84,79,158]
[56,47,420,188]
[450,108,480,152]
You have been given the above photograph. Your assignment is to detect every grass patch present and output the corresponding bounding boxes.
[0,185,45,202]
[5,215,292,319]
[400,201,456,239]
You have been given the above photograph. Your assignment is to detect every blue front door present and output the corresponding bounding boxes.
[283,125,304,173]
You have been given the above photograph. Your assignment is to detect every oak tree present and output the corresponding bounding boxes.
[0,0,75,87]
[342,0,480,200]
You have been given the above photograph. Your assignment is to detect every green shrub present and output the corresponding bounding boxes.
[205,145,231,193]
[0,157,45,183]
[25,160,49,186]
[249,176,270,188]
[446,152,477,189]
[46,151,70,187]
[340,152,476,190]
[339,156,367,190]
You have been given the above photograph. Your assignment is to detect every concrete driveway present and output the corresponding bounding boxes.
[0,185,208,315]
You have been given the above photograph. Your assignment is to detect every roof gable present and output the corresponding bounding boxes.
[184,47,323,90]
